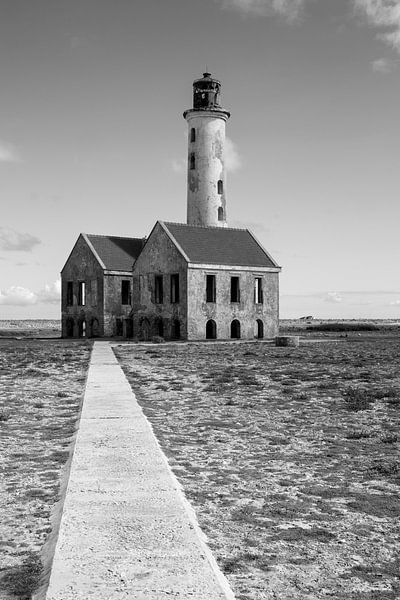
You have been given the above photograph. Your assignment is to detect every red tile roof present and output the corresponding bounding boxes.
[86,234,145,271]
[163,222,279,268]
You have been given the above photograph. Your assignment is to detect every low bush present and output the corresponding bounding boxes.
[307,322,379,332]
[342,387,376,411]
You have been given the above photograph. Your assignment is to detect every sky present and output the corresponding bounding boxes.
[1,0,400,320]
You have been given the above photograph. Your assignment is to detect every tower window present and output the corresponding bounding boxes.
[218,207,224,221]
[190,128,196,142]
[206,275,216,303]
[154,275,163,304]
[254,277,263,304]
[230,277,240,303]
[190,153,195,170]
[217,180,223,194]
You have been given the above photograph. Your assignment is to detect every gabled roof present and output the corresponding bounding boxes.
[162,222,279,268]
[85,234,145,271]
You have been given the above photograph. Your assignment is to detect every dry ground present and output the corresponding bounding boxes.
[115,334,400,600]
[0,339,91,600]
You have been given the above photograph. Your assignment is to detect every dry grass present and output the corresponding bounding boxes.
[115,334,400,600]
[0,339,91,600]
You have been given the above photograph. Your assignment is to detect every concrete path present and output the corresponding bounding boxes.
[44,341,235,600]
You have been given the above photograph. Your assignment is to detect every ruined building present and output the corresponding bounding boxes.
[61,73,281,340]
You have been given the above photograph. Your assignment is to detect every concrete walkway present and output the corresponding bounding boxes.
[44,341,235,600]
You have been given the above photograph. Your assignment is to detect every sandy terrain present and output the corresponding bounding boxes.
[115,334,400,600]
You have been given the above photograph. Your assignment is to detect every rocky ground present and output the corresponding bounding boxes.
[115,334,400,600]
[0,339,91,600]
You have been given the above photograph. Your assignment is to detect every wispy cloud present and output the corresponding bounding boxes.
[354,0,400,53]
[0,227,41,252]
[171,158,186,174]
[371,57,397,72]
[0,286,37,306]
[0,141,20,163]
[225,137,242,172]
[0,279,61,307]
[389,299,400,306]
[37,280,61,304]
[217,0,310,22]
[324,291,343,304]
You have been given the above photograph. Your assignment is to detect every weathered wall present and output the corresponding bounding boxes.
[132,223,188,340]
[61,236,104,337]
[185,111,229,228]
[187,268,279,340]
[103,274,133,337]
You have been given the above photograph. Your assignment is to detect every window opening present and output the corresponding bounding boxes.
[230,277,240,303]
[116,318,123,337]
[91,318,100,338]
[121,280,131,305]
[217,180,223,194]
[78,319,86,337]
[190,128,196,142]
[91,279,98,306]
[230,319,241,339]
[78,281,85,306]
[156,318,164,337]
[206,274,216,303]
[190,153,195,170]
[218,207,224,221]
[170,274,180,303]
[154,275,163,304]
[66,281,73,306]
[254,277,263,304]
[256,319,264,339]
[172,319,180,340]
[206,319,217,339]
[65,318,74,337]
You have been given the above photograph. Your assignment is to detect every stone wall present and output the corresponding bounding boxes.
[61,235,104,338]
[187,267,279,340]
[103,274,133,337]
[132,223,188,340]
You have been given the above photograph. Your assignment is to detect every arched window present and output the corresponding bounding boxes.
[190,128,196,142]
[217,180,223,194]
[78,319,86,338]
[256,319,264,339]
[218,207,224,221]
[190,153,195,170]
[172,319,181,340]
[91,318,100,338]
[155,318,164,338]
[206,319,217,340]
[65,318,74,337]
[230,319,241,339]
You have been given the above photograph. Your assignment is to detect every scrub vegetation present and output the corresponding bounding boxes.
[0,339,90,600]
[115,333,400,600]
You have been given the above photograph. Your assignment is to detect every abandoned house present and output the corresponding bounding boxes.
[61,72,281,340]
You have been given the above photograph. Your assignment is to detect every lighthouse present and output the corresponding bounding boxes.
[183,73,230,228]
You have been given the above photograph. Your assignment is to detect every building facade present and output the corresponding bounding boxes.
[61,73,281,340]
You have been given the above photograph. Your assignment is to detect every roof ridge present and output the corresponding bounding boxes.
[163,221,248,232]
[85,233,146,241]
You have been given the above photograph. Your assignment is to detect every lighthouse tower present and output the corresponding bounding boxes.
[183,73,230,228]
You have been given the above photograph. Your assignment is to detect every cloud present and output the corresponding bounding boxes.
[0,141,20,163]
[0,286,37,306]
[354,0,400,52]
[0,279,61,307]
[171,158,186,174]
[389,299,400,306]
[371,57,397,72]
[0,227,41,252]
[225,137,242,172]
[324,292,343,303]
[37,280,61,304]
[218,0,310,21]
